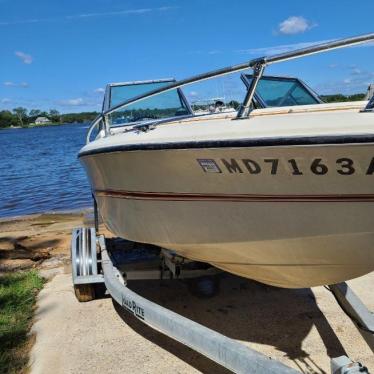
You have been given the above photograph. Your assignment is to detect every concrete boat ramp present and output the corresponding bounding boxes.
[29,267,374,373]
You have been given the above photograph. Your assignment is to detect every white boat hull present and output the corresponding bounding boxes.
[80,134,374,288]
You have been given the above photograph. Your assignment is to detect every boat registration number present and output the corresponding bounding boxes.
[197,158,374,175]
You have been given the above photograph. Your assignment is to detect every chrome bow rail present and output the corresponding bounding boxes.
[87,32,374,142]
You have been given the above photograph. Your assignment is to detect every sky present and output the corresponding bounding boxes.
[0,0,373,113]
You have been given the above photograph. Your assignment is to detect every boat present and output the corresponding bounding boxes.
[191,98,237,115]
[79,33,374,288]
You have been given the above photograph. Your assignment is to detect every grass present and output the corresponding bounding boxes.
[0,271,44,374]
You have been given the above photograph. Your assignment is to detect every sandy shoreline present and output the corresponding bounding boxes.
[0,206,92,222]
[0,210,91,272]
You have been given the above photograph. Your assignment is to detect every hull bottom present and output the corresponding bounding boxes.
[97,198,374,288]
[93,189,374,288]
[155,233,374,288]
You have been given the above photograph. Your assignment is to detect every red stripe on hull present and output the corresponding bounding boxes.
[95,190,374,202]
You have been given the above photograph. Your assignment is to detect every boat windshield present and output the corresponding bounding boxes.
[243,75,321,108]
[108,80,191,126]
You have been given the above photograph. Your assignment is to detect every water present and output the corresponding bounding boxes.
[0,124,92,218]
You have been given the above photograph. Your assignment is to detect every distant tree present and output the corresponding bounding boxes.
[28,109,42,124]
[29,109,41,117]
[227,100,240,110]
[59,111,99,123]
[0,109,99,128]
[49,109,59,116]
[320,93,366,103]
[12,107,28,127]
[347,93,366,101]
[49,109,60,122]
[0,110,18,128]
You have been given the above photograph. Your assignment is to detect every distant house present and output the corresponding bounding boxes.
[35,116,51,125]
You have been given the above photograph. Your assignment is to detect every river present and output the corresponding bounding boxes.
[0,124,92,218]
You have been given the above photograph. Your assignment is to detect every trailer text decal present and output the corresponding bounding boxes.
[122,296,145,320]
[197,158,374,175]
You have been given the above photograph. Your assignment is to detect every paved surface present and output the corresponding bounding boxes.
[29,270,374,374]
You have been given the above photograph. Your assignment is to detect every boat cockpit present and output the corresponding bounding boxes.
[103,74,325,132]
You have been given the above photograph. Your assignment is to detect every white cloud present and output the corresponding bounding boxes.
[15,51,33,64]
[3,81,29,87]
[208,50,222,55]
[158,6,176,11]
[0,7,177,26]
[94,88,105,93]
[188,91,199,97]
[59,98,85,106]
[278,16,315,35]
[238,37,374,56]
[316,69,374,95]
[237,39,331,56]
[1,98,11,104]
[66,8,152,20]
[351,67,362,75]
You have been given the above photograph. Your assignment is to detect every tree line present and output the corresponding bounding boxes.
[0,108,99,128]
[0,93,367,129]
[319,93,366,103]
[193,94,366,110]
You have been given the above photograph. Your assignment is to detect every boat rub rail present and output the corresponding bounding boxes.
[78,133,374,158]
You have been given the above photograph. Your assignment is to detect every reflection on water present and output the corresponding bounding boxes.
[0,123,91,218]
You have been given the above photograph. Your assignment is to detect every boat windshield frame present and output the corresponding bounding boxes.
[103,78,176,112]
[86,33,374,142]
[363,95,374,112]
[104,78,193,124]
[240,74,323,108]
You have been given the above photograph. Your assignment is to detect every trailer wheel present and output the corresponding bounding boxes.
[71,227,102,302]
[188,276,220,298]
[74,284,95,302]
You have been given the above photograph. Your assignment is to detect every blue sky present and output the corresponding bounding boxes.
[0,0,373,113]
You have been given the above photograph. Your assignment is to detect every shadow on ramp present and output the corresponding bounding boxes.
[111,273,346,374]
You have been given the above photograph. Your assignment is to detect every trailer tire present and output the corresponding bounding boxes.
[74,284,95,302]
[188,276,220,298]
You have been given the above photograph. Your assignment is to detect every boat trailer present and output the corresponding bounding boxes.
[71,227,373,373]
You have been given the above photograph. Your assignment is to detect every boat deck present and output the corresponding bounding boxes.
[81,101,373,155]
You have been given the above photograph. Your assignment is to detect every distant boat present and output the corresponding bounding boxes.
[79,33,374,288]
[191,98,236,115]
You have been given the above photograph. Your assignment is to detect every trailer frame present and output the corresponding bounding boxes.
[71,227,372,373]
